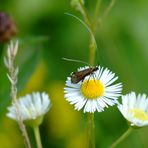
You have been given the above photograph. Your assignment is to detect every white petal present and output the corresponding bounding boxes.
[7,92,51,121]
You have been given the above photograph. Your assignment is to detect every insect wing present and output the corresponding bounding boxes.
[70,67,98,84]
[71,71,86,83]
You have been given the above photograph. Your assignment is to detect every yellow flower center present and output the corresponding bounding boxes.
[129,108,148,121]
[81,79,104,99]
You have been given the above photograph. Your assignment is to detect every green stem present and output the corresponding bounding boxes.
[33,126,43,148]
[110,127,133,148]
[89,36,96,66]
[86,1,98,145]
[103,0,116,18]
[94,0,102,19]
[87,113,95,148]
[78,0,91,28]
[93,0,102,32]
[75,2,99,147]
[77,0,98,66]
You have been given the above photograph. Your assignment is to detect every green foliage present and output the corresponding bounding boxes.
[0,0,148,147]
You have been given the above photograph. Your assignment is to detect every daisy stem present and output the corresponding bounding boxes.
[110,127,133,148]
[77,0,97,66]
[89,37,96,66]
[87,113,95,148]
[33,126,43,148]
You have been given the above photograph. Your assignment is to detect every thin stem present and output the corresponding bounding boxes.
[78,0,91,28]
[10,70,32,148]
[102,0,116,19]
[93,0,102,32]
[86,113,95,148]
[33,126,43,148]
[5,42,32,148]
[89,36,96,66]
[85,1,98,145]
[110,127,133,148]
[87,113,95,148]
[94,0,102,19]
[64,13,97,66]
[10,57,31,148]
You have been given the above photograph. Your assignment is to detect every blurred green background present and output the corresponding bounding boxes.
[0,0,148,147]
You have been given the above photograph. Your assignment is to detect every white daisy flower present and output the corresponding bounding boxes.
[7,92,51,121]
[64,66,122,113]
[118,92,148,127]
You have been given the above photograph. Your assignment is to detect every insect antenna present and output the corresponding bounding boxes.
[62,57,90,66]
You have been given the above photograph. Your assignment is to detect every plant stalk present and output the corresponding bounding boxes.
[33,126,43,148]
[87,113,95,148]
[110,127,133,148]
[6,42,32,148]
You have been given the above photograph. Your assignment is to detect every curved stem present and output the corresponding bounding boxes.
[87,113,95,148]
[33,126,43,148]
[64,13,97,66]
[110,127,133,148]
[78,1,97,65]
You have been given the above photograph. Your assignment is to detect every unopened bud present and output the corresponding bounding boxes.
[0,12,17,43]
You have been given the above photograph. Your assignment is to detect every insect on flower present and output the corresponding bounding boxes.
[64,64,122,113]
[70,66,98,83]
[62,57,98,84]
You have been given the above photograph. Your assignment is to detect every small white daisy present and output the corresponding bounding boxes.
[118,92,148,127]
[64,66,122,113]
[7,92,51,121]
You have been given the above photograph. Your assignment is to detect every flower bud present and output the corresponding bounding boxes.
[0,12,17,43]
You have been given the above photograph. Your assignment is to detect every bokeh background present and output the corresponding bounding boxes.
[0,0,148,147]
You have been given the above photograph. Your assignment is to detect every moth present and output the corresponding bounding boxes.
[70,66,98,84]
